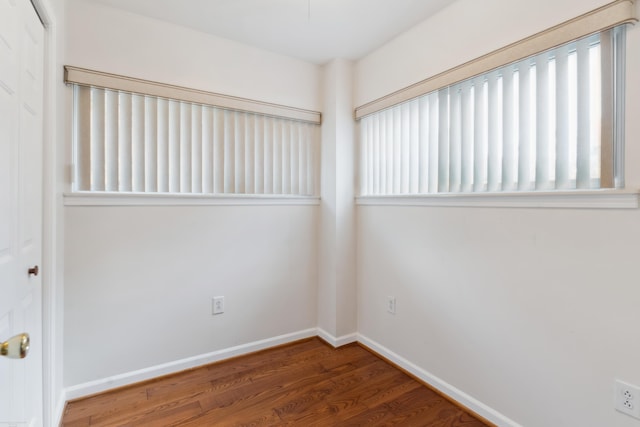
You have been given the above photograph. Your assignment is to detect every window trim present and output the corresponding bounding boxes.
[63,192,321,206]
[356,189,640,209]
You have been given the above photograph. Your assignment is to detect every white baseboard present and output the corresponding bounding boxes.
[357,334,522,427]
[316,328,358,347]
[64,328,317,401]
[53,392,66,427]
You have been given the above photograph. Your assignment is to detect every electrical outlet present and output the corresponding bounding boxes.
[386,296,396,314]
[212,296,225,315]
[615,380,640,419]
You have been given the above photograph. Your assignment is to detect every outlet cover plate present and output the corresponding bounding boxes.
[212,296,225,315]
[386,296,396,314]
[615,379,640,419]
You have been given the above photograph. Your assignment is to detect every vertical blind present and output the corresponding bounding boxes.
[72,85,319,196]
[359,27,626,196]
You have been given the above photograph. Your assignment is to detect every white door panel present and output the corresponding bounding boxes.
[0,0,44,425]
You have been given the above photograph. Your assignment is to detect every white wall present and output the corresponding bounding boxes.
[317,59,357,342]
[65,0,320,111]
[64,0,320,388]
[355,0,613,107]
[64,205,317,385]
[356,0,640,426]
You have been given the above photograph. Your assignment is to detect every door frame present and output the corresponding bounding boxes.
[28,0,63,425]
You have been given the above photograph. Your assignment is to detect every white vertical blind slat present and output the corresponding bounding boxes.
[555,45,570,189]
[400,103,410,193]
[437,88,450,192]
[157,98,169,193]
[201,106,213,194]
[223,109,234,193]
[487,72,501,192]
[263,116,273,194]
[386,108,395,194]
[418,97,429,193]
[307,124,320,194]
[600,30,615,188]
[392,106,401,194]
[213,108,224,193]
[460,81,474,193]
[295,123,304,195]
[131,94,145,192]
[535,52,551,190]
[73,86,92,191]
[308,123,316,196]
[427,92,439,194]
[378,111,386,194]
[289,123,298,195]
[576,38,592,188]
[254,114,264,193]
[409,99,420,194]
[361,117,370,195]
[167,100,180,193]
[118,92,133,192]
[517,59,532,191]
[473,77,488,192]
[190,104,202,194]
[448,86,462,193]
[245,114,255,194]
[235,111,245,193]
[501,66,517,191]
[90,88,105,191]
[273,119,282,194]
[590,38,602,186]
[144,97,158,192]
[371,114,379,194]
[281,119,290,194]
[179,102,191,193]
[104,90,119,192]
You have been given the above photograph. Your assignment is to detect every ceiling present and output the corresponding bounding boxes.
[83,0,458,64]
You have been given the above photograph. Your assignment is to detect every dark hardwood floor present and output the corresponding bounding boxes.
[62,338,491,426]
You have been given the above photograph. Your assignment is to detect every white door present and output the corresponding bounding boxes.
[0,0,45,425]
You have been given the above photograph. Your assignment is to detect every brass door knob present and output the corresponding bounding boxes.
[0,333,30,359]
[28,265,39,277]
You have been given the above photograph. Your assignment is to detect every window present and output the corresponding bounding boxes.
[358,26,626,196]
[67,68,321,197]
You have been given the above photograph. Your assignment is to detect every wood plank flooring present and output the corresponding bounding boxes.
[62,338,491,426]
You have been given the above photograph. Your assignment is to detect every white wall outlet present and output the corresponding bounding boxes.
[615,380,640,419]
[386,296,396,314]
[212,296,225,315]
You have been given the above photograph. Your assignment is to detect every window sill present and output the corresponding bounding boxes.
[64,192,321,206]
[356,189,640,209]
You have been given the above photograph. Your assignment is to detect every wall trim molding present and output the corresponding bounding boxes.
[64,328,317,401]
[29,0,65,425]
[356,334,522,427]
[54,393,66,427]
[356,189,640,209]
[316,329,358,348]
[63,192,321,207]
